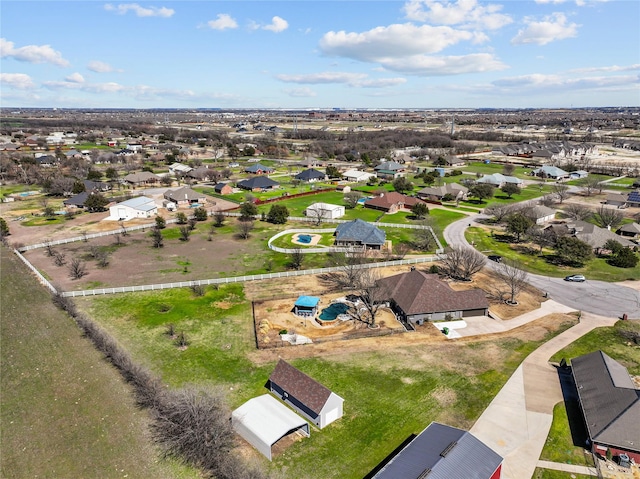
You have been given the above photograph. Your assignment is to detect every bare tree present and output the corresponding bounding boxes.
[44,239,55,257]
[494,259,529,304]
[53,251,67,266]
[236,219,254,239]
[96,251,110,268]
[346,269,389,328]
[593,205,624,231]
[151,227,164,248]
[440,245,486,281]
[579,176,604,197]
[119,221,128,236]
[321,250,368,290]
[344,191,362,209]
[564,203,592,221]
[289,248,304,270]
[305,204,330,226]
[485,204,517,223]
[552,184,570,203]
[412,219,437,251]
[68,257,87,279]
[179,226,191,241]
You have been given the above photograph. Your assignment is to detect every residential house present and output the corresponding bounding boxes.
[569,170,589,180]
[83,179,111,192]
[606,193,629,208]
[364,192,425,214]
[186,166,219,183]
[334,219,386,249]
[524,205,556,225]
[244,163,274,175]
[63,191,91,209]
[298,156,326,168]
[342,169,377,183]
[627,191,640,207]
[616,222,640,240]
[237,176,279,191]
[123,171,161,187]
[305,202,345,220]
[163,187,207,207]
[213,182,233,195]
[36,155,58,167]
[570,351,640,464]
[168,162,193,176]
[417,183,468,201]
[445,156,466,167]
[108,196,157,221]
[267,359,344,429]
[531,165,569,180]
[548,220,636,250]
[374,161,405,179]
[377,269,489,324]
[295,168,327,183]
[476,173,523,188]
[371,422,503,479]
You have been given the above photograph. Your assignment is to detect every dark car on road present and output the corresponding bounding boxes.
[488,255,502,263]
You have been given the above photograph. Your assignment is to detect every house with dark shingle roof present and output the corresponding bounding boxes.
[417,183,468,201]
[244,163,274,174]
[123,171,161,186]
[267,359,344,429]
[334,219,386,249]
[377,269,489,324]
[616,222,640,239]
[364,192,425,213]
[371,422,503,479]
[237,176,279,191]
[295,168,326,182]
[163,187,207,206]
[571,351,640,463]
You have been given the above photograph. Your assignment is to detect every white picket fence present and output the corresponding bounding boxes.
[13,249,58,294]
[61,255,442,297]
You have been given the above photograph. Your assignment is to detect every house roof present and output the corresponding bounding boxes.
[527,205,556,219]
[268,360,333,415]
[377,269,488,315]
[571,351,640,453]
[83,179,110,191]
[569,220,636,249]
[617,222,640,234]
[294,296,320,308]
[295,168,326,181]
[477,173,523,185]
[123,171,161,183]
[63,191,89,206]
[164,187,204,202]
[342,169,376,181]
[417,183,468,198]
[237,176,279,190]
[373,422,503,479]
[533,165,568,177]
[245,163,274,173]
[364,192,424,211]
[214,182,231,192]
[375,161,404,172]
[335,219,386,246]
[116,196,157,211]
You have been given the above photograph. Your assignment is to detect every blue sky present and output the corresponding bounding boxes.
[1,0,638,109]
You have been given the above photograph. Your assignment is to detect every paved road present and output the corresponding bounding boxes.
[444,214,640,318]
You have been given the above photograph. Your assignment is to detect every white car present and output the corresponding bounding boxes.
[564,274,586,282]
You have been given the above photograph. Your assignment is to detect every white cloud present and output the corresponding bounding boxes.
[283,87,317,98]
[320,23,476,61]
[570,64,640,73]
[65,73,85,83]
[207,14,238,30]
[88,60,117,73]
[104,3,174,18]
[380,53,507,75]
[535,0,609,5]
[491,72,639,92]
[511,13,579,45]
[276,72,407,88]
[403,0,512,30]
[0,38,69,67]
[0,73,36,89]
[262,16,289,33]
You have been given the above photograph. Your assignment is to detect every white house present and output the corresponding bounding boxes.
[108,196,157,221]
[305,202,345,220]
[342,169,377,183]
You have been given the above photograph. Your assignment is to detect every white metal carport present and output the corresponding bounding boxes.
[231,394,310,461]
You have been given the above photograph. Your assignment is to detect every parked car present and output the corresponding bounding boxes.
[564,274,586,282]
[488,255,502,263]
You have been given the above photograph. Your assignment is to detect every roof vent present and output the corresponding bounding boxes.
[417,468,431,479]
[440,441,457,457]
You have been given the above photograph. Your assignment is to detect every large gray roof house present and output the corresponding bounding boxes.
[571,350,640,462]
[371,422,503,479]
[334,219,386,249]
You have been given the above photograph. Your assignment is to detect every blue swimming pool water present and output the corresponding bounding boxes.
[319,302,349,321]
[298,234,312,244]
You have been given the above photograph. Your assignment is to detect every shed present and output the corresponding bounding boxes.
[267,359,344,429]
[294,296,320,317]
[305,202,345,219]
[231,394,310,461]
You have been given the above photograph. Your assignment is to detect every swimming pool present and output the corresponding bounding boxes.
[298,234,312,244]
[318,302,349,321]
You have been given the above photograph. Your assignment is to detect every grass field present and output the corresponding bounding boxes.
[0,247,198,479]
[532,469,592,479]
[539,402,595,467]
[78,285,578,479]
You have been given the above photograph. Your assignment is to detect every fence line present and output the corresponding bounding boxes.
[13,249,58,294]
[61,255,442,298]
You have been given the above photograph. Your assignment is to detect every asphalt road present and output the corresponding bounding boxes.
[443,213,640,319]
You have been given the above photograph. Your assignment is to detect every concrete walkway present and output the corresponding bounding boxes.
[470,312,618,479]
[537,460,598,476]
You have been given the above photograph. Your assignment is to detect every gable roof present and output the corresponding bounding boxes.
[214,182,232,192]
[532,165,568,177]
[373,422,502,479]
[418,183,468,197]
[63,191,90,206]
[571,351,640,452]
[335,219,386,246]
[364,192,424,210]
[375,161,404,172]
[568,220,636,249]
[527,205,556,219]
[295,168,326,181]
[237,176,279,189]
[477,173,523,185]
[116,195,157,211]
[123,171,161,183]
[269,360,332,415]
[617,222,640,234]
[245,163,274,173]
[377,269,488,315]
[164,186,204,202]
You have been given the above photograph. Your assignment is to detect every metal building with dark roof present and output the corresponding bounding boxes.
[371,422,503,479]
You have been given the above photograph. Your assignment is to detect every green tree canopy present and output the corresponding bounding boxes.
[505,213,534,242]
[392,177,413,194]
[239,201,258,220]
[500,183,521,198]
[84,193,109,212]
[411,202,429,219]
[554,236,593,266]
[266,204,289,224]
[469,183,495,201]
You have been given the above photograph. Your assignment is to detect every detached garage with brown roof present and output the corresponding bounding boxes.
[267,359,344,429]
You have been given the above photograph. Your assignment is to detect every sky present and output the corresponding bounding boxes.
[1,0,639,109]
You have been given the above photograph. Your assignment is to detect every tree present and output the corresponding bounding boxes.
[155,215,166,229]
[485,204,516,223]
[289,248,304,270]
[579,176,604,197]
[266,204,289,224]
[86,168,102,181]
[392,177,413,194]
[321,250,369,290]
[440,245,486,281]
[72,180,85,194]
[564,203,592,221]
[554,236,593,266]
[68,257,88,279]
[305,204,330,226]
[213,210,225,227]
[105,167,119,183]
[505,213,534,242]
[469,183,495,202]
[84,192,109,212]
[345,269,389,328]
[326,165,341,178]
[43,205,56,218]
[502,163,516,176]
[500,183,520,198]
[603,239,623,255]
[0,217,9,239]
[411,202,429,219]
[552,184,570,203]
[412,219,436,251]
[179,226,191,241]
[236,219,254,239]
[344,191,362,209]
[151,226,164,248]
[593,205,624,231]
[239,201,257,221]
[608,247,638,268]
[494,259,529,304]
[193,207,208,221]
[175,212,188,224]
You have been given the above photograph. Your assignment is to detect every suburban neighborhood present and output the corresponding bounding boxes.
[1,107,639,479]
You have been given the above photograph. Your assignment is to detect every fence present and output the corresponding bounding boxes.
[13,249,58,294]
[60,255,442,297]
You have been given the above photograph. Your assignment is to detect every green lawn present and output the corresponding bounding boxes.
[78,287,578,479]
[539,402,595,467]
[461,161,533,179]
[0,247,198,479]
[532,469,592,479]
[465,227,640,282]
[460,184,554,208]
